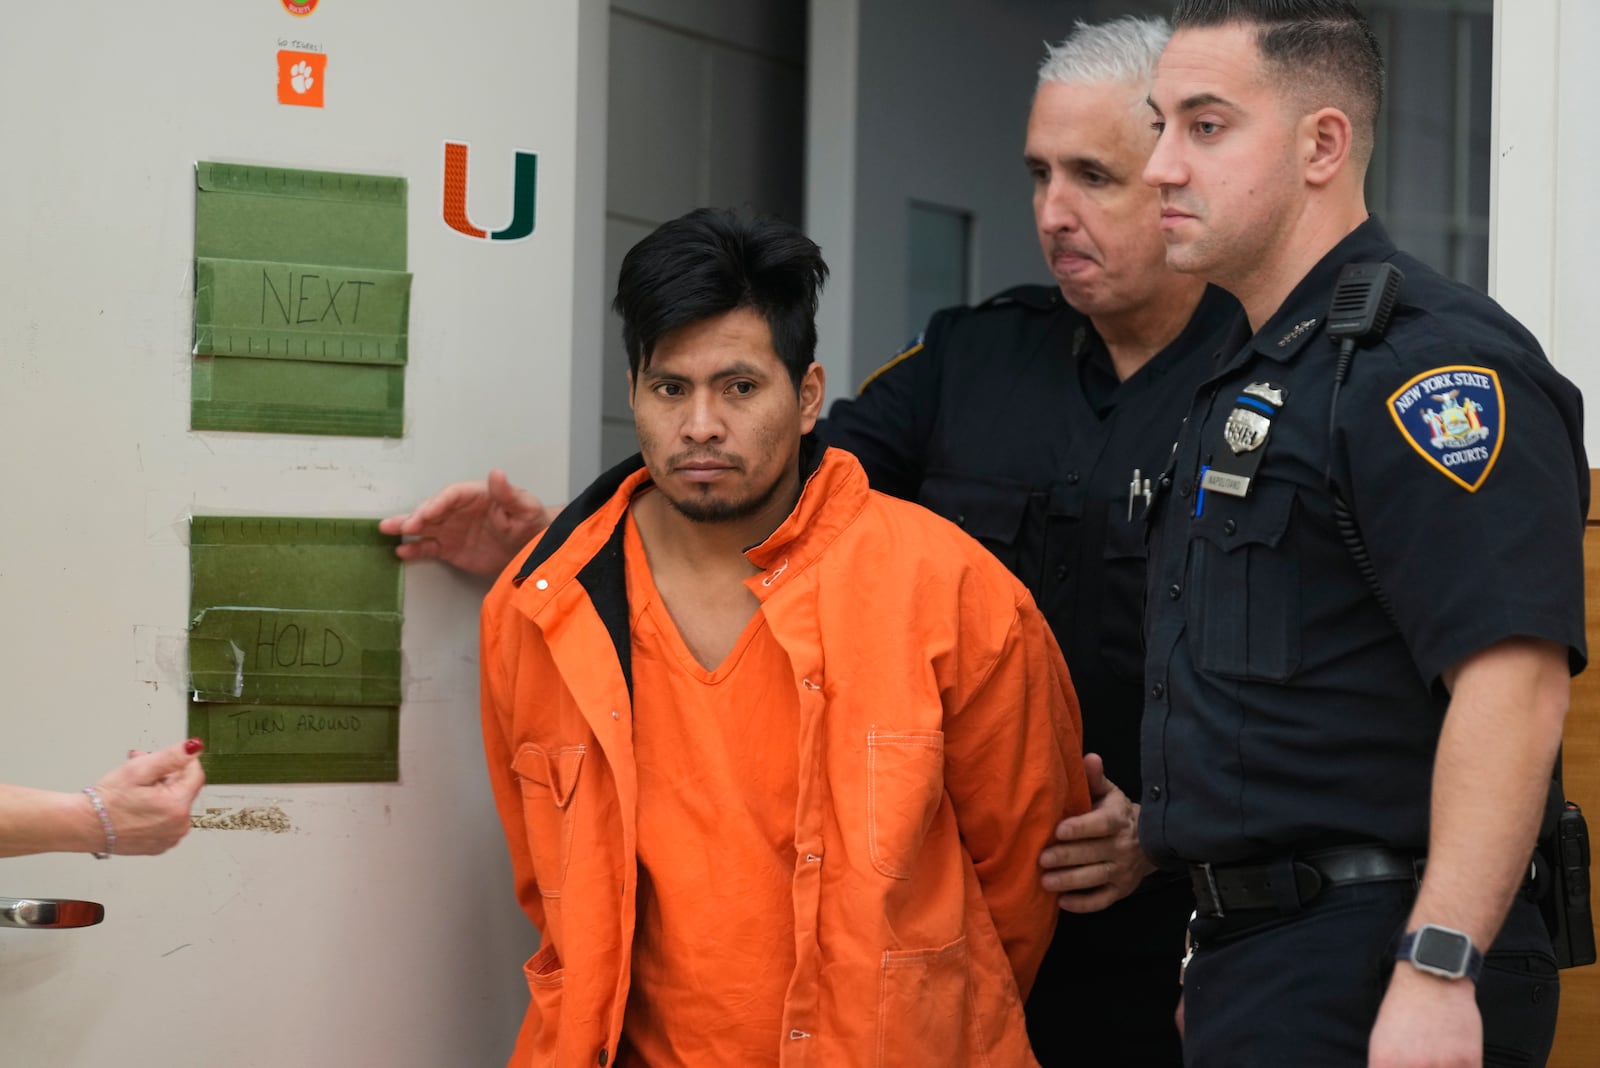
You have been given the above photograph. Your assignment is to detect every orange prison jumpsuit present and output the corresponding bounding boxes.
[479,443,1089,1067]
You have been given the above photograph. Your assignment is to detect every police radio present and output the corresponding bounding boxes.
[1326,261,1405,433]
[1327,262,1405,355]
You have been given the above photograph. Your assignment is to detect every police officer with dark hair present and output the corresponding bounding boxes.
[1142,2,1586,1065]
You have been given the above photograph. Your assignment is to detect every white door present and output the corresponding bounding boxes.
[0,3,601,1064]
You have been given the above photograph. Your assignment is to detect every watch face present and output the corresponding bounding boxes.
[1412,926,1472,978]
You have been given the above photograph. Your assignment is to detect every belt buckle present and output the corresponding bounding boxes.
[1200,861,1225,918]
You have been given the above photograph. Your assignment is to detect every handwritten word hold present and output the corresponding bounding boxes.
[261,268,374,327]
[255,617,345,669]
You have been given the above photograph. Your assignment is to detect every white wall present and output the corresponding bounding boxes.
[0,2,602,1064]
[809,0,1096,394]
[1492,0,1598,455]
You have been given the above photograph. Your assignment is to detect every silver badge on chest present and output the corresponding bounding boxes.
[1201,382,1287,501]
[1224,407,1272,454]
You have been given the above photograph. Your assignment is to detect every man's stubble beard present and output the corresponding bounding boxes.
[662,468,787,524]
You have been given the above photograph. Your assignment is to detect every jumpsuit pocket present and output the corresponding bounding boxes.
[876,936,972,1068]
[1186,479,1300,681]
[1102,499,1150,681]
[866,728,945,879]
[918,472,1031,579]
[523,942,565,1061]
[512,743,586,896]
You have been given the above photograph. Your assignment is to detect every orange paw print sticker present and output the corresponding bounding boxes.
[277,50,326,108]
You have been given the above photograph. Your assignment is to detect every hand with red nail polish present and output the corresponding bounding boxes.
[85,740,207,856]
[0,740,206,859]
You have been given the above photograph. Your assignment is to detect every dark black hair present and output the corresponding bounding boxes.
[1171,0,1384,161]
[612,208,829,390]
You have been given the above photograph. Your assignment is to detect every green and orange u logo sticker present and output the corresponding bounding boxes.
[443,141,538,242]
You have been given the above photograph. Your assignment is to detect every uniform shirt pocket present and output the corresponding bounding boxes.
[866,729,946,879]
[511,743,587,896]
[1102,499,1150,681]
[917,472,1031,579]
[1186,479,1301,681]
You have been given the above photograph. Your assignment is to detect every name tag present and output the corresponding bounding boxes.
[1200,469,1251,498]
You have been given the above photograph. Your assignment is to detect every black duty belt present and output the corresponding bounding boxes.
[1189,846,1421,918]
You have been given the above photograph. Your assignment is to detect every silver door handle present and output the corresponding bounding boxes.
[0,897,105,929]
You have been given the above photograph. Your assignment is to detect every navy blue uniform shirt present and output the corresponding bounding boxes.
[821,283,1240,799]
[1138,217,1588,869]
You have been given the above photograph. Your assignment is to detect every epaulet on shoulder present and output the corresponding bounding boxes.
[977,284,1061,312]
[857,285,1063,394]
[858,331,929,394]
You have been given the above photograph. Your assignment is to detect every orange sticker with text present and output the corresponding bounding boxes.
[277,50,326,108]
[282,0,319,16]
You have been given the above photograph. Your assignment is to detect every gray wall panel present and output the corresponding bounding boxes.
[614,0,807,60]
[601,215,658,424]
[600,3,807,466]
[608,14,707,223]
[707,46,807,223]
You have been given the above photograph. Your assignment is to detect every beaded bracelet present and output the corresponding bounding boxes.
[82,786,116,859]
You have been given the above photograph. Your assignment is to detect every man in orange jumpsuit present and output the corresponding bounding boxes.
[479,207,1088,1066]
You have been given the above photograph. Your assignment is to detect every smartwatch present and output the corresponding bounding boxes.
[1396,924,1484,982]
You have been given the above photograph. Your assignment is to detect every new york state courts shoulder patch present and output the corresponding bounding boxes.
[1386,364,1505,492]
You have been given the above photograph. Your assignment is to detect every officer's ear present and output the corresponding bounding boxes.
[1301,106,1354,188]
